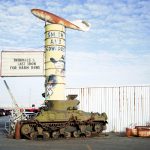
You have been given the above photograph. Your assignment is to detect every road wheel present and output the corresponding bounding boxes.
[52,131,59,139]
[21,124,31,135]
[64,131,71,138]
[94,124,102,133]
[73,131,80,138]
[30,132,38,140]
[43,131,50,140]
[85,131,91,137]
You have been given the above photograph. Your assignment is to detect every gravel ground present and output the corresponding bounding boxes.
[0,133,150,150]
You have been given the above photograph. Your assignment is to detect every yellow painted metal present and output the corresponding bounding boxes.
[45,24,65,32]
[45,31,65,39]
[45,46,65,51]
[45,38,65,46]
[45,24,65,101]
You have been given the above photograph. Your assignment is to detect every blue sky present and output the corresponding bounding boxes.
[0,0,150,107]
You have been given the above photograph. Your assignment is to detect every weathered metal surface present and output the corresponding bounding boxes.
[66,86,150,132]
[31,9,90,31]
[20,110,107,139]
[31,9,80,30]
[45,24,65,101]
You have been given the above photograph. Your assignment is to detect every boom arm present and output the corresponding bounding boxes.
[3,80,19,108]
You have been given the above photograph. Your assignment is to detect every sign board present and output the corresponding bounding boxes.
[1,51,44,77]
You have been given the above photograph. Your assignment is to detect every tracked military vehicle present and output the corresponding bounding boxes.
[19,95,107,140]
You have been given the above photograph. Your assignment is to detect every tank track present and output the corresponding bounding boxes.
[20,120,107,140]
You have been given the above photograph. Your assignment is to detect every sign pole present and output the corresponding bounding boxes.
[44,24,66,101]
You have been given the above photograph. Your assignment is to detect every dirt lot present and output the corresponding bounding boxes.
[0,133,149,150]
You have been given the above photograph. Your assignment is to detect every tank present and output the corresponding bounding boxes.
[19,95,108,140]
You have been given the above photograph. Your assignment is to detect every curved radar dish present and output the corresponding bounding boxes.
[31,9,90,31]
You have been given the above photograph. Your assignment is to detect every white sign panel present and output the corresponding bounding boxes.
[1,51,44,76]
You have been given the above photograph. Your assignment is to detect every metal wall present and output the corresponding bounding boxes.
[66,86,150,132]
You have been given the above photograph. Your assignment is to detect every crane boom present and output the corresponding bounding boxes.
[3,80,19,108]
[3,79,26,135]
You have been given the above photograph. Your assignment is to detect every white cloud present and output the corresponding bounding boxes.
[1,49,150,107]
[66,50,150,87]
[0,0,150,107]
